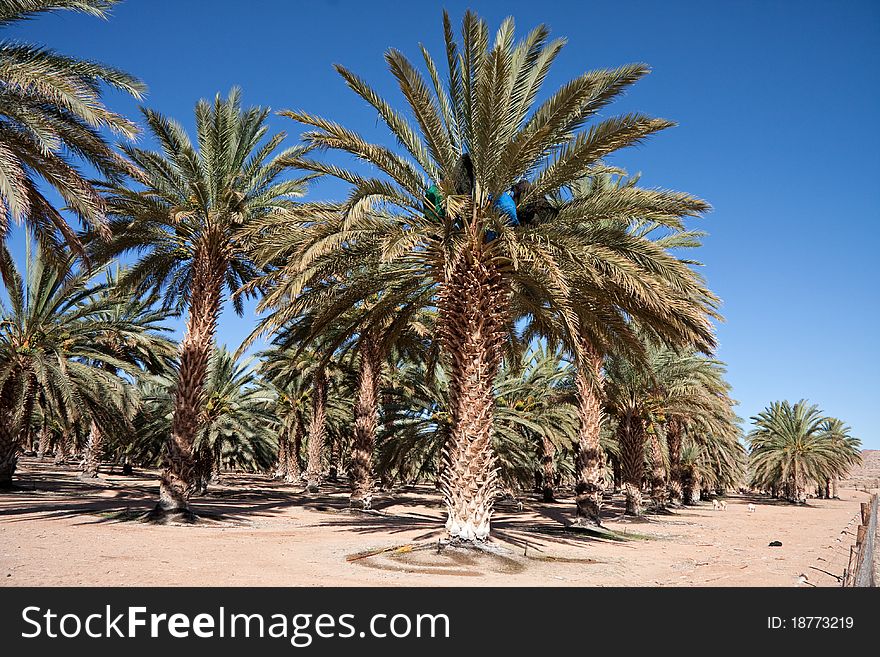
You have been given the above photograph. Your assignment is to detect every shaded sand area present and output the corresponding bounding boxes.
[0,458,870,587]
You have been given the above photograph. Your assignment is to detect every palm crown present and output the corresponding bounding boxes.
[0,0,145,261]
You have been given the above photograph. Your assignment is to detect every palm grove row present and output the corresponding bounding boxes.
[0,2,862,542]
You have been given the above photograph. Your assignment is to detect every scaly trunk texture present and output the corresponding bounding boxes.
[274,432,289,479]
[0,383,18,488]
[157,235,226,514]
[540,435,556,503]
[612,457,621,493]
[438,248,508,542]
[81,421,103,478]
[647,425,667,508]
[619,413,646,516]
[305,368,327,493]
[666,418,683,505]
[37,426,49,460]
[573,343,605,524]
[284,421,302,482]
[192,446,213,495]
[349,335,380,509]
[54,430,70,465]
[379,371,396,491]
[328,434,339,482]
[680,469,695,505]
[831,476,839,499]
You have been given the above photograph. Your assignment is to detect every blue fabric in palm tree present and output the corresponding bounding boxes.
[493,191,519,225]
[486,191,519,241]
[425,184,444,221]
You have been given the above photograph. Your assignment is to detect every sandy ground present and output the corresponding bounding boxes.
[0,458,870,587]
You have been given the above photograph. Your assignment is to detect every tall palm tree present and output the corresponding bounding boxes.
[251,11,715,542]
[93,89,308,516]
[748,400,853,503]
[0,0,144,261]
[0,244,145,487]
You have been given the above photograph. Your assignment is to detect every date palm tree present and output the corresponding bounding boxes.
[93,89,308,516]
[118,348,277,487]
[748,400,854,503]
[82,268,175,479]
[0,0,144,261]
[252,11,716,542]
[0,243,148,487]
[818,417,861,499]
[520,178,720,524]
[604,337,739,515]
[249,256,434,507]
[193,348,277,492]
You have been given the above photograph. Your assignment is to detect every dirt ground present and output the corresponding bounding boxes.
[0,458,870,587]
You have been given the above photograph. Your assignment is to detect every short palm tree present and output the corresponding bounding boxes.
[604,337,740,514]
[82,268,175,478]
[251,11,715,542]
[818,417,861,499]
[120,348,277,488]
[193,348,277,492]
[748,400,852,503]
[250,257,434,508]
[0,0,144,261]
[93,89,308,515]
[0,243,147,487]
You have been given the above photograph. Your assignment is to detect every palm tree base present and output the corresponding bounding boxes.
[569,515,602,528]
[77,472,111,485]
[438,537,508,555]
[144,505,197,524]
[349,496,372,510]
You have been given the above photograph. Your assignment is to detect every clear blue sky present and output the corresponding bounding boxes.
[6,0,879,447]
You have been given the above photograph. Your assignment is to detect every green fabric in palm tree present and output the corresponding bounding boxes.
[425,184,444,221]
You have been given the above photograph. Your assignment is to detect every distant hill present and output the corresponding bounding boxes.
[841,450,880,491]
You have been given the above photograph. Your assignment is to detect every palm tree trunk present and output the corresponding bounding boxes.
[666,418,683,504]
[305,367,327,493]
[0,426,17,488]
[831,476,839,499]
[680,468,694,505]
[619,413,646,516]
[540,435,556,503]
[438,249,508,542]
[274,432,289,479]
[37,425,49,460]
[647,425,667,508]
[81,421,103,478]
[573,344,605,524]
[350,334,380,509]
[157,235,226,515]
[54,430,70,465]
[328,434,339,482]
[0,383,18,488]
[294,413,305,477]
[284,423,302,482]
